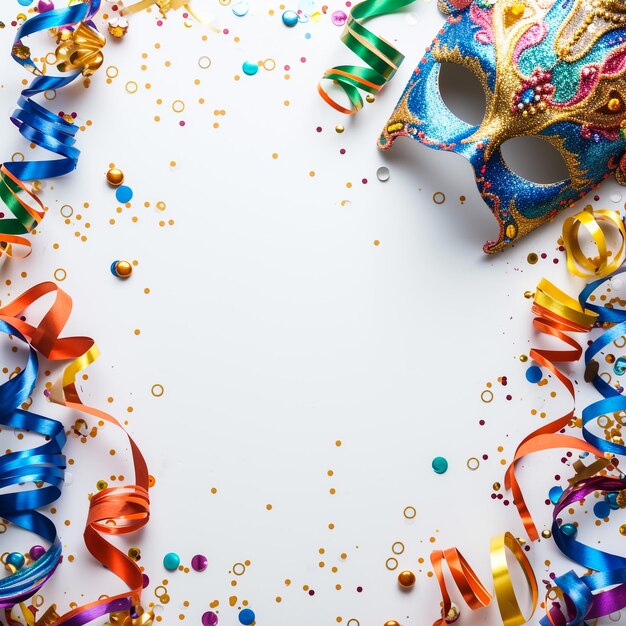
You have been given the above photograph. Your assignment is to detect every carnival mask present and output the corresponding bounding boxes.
[378,0,626,252]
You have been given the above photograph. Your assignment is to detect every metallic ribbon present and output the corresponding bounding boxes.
[0,283,150,625]
[430,533,536,626]
[318,0,417,115]
[562,205,626,279]
[1,1,102,258]
[121,0,199,19]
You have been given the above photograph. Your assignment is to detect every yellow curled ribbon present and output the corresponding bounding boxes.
[562,205,626,279]
[430,533,537,626]
[490,533,538,626]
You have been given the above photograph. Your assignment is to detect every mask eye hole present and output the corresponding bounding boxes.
[500,137,569,184]
[438,62,487,126]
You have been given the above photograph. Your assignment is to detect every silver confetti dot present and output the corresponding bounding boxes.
[376,166,390,182]
[610,192,622,203]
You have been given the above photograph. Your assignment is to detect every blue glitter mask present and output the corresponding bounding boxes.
[378,0,626,253]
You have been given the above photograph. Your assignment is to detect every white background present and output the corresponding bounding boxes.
[0,1,624,625]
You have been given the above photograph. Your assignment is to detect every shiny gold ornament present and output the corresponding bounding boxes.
[442,604,460,624]
[335,125,345,133]
[616,489,626,508]
[397,570,416,588]
[12,44,30,60]
[107,607,154,626]
[383,621,401,626]
[107,18,129,38]
[55,22,106,77]
[541,529,552,539]
[106,167,125,186]
[114,260,133,278]
[620,523,626,535]
[608,97,623,112]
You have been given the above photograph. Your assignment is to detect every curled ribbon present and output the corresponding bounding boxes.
[2,1,103,258]
[318,0,417,115]
[0,283,150,626]
[562,205,626,279]
[430,533,536,626]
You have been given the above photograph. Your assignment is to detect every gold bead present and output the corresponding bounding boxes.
[335,125,345,134]
[608,97,622,112]
[506,224,517,239]
[106,167,125,186]
[114,260,133,278]
[443,604,461,623]
[510,2,525,15]
[541,529,552,539]
[397,570,416,589]
[620,523,626,535]
[366,94,376,103]
[384,621,401,626]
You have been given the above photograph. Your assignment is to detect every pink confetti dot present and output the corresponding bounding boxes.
[179,121,186,126]
[300,57,306,63]
[223,28,229,34]
[362,178,368,184]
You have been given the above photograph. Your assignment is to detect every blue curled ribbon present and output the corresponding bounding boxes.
[0,0,102,257]
[0,319,66,608]
[540,269,626,626]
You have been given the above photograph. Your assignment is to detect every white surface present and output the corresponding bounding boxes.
[0,2,624,625]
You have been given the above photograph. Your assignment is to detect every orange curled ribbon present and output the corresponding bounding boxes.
[0,282,150,624]
[504,279,603,541]
[430,533,537,626]
[562,205,626,279]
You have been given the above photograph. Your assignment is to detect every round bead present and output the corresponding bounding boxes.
[560,523,578,539]
[541,529,552,539]
[37,0,54,11]
[620,523,626,536]
[432,456,448,474]
[6,552,25,569]
[106,167,124,186]
[238,608,255,625]
[608,97,622,112]
[607,492,620,510]
[384,621,401,626]
[282,10,299,26]
[29,545,46,560]
[397,570,416,589]
[111,260,133,278]
[594,500,611,519]
[242,61,259,76]
[191,554,208,572]
[163,552,180,571]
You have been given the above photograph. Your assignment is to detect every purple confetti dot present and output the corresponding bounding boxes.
[479,419,485,425]
[202,611,219,626]
[331,10,348,26]
[192,554,208,572]
[29,545,45,560]
[308,589,315,596]
[142,573,150,588]
[356,586,363,592]
[506,394,512,400]
[316,126,322,132]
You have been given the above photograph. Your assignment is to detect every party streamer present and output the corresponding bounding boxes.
[0,283,150,626]
[0,282,150,626]
[1,0,104,258]
[318,0,417,115]
[430,533,537,626]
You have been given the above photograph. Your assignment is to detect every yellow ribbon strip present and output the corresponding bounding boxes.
[490,533,538,626]
[562,205,626,279]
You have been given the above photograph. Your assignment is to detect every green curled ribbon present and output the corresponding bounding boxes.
[318,0,417,114]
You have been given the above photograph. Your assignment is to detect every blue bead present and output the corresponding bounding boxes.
[594,501,611,519]
[606,492,620,510]
[6,552,25,569]
[282,10,298,26]
[548,485,563,505]
[115,185,133,204]
[163,552,180,571]
[238,609,255,625]
[525,365,542,384]
[560,523,577,539]
[242,61,259,76]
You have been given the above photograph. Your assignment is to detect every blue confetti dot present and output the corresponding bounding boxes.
[282,9,298,26]
[18,0,33,5]
[594,501,611,519]
[525,365,542,384]
[548,486,563,505]
[242,61,259,76]
[238,609,255,625]
[163,552,180,571]
[116,185,133,203]
[305,32,311,39]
